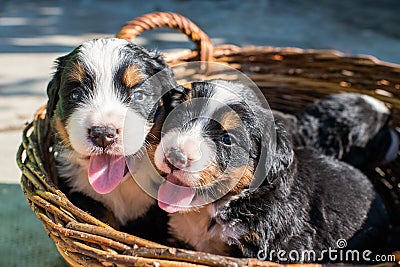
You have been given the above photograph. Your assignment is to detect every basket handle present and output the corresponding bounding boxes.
[116,12,214,62]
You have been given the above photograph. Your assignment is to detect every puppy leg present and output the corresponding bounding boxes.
[215,185,311,260]
[68,192,119,229]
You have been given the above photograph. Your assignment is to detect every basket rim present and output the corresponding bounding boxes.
[117,12,400,69]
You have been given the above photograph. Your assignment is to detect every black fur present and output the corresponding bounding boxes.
[217,146,390,261]
[164,81,391,263]
[288,93,399,170]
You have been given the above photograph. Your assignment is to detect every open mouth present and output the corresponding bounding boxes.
[157,170,197,213]
[88,153,129,194]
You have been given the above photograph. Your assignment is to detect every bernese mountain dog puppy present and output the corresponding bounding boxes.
[284,93,398,170]
[46,38,185,236]
[153,79,390,261]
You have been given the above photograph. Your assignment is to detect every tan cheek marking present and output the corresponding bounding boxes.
[229,165,254,193]
[52,115,73,150]
[66,61,85,82]
[199,162,223,187]
[198,161,254,193]
[220,111,242,131]
[123,65,144,88]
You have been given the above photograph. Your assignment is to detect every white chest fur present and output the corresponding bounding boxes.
[56,149,156,225]
[168,205,230,256]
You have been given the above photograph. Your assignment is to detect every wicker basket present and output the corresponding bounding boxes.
[17,12,400,267]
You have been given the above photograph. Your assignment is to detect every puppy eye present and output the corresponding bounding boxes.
[71,89,83,100]
[221,133,234,146]
[132,90,145,101]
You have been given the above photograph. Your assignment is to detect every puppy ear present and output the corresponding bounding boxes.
[163,85,190,112]
[251,115,294,190]
[143,48,190,110]
[139,46,170,73]
[147,49,167,69]
[46,55,66,120]
[268,120,294,178]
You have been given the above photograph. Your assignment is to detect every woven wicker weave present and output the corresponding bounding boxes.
[17,12,400,267]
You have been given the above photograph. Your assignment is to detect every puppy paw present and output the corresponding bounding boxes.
[215,192,254,244]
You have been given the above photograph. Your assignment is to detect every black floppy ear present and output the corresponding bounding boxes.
[251,115,294,189]
[147,49,168,69]
[143,48,188,108]
[145,49,190,111]
[163,85,190,113]
[142,47,171,75]
[267,120,294,178]
[46,55,67,120]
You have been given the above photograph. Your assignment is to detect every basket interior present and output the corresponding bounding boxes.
[17,44,400,266]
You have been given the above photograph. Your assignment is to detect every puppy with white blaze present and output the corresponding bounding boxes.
[153,79,390,262]
[46,38,185,235]
[273,93,399,171]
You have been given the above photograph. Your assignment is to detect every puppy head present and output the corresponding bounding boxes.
[47,38,185,194]
[343,94,398,167]
[154,79,293,213]
[298,93,398,168]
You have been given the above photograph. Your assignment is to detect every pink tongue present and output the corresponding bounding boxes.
[88,154,126,194]
[158,173,196,213]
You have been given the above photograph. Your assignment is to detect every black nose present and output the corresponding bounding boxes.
[166,147,189,169]
[89,126,117,148]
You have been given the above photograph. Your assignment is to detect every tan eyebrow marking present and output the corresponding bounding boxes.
[66,61,85,82]
[220,111,242,131]
[123,65,144,88]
